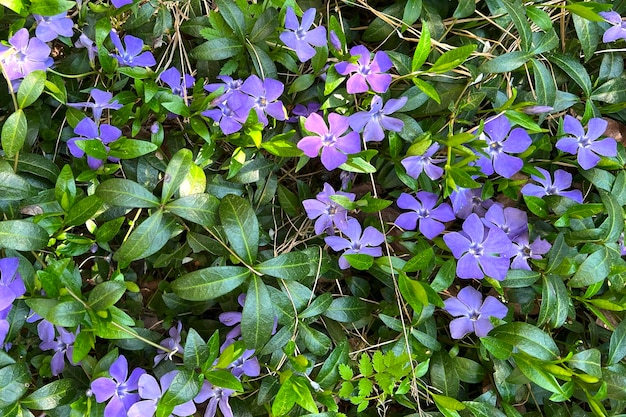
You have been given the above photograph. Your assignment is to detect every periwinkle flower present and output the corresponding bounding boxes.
[67,118,122,169]
[228,349,260,378]
[443,213,514,281]
[33,13,74,42]
[297,112,361,171]
[219,293,246,341]
[556,116,617,170]
[482,204,527,242]
[109,30,156,67]
[159,67,195,99]
[325,218,385,269]
[443,286,508,339]
[204,75,246,103]
[39,324,78,375]
[0,28,53,82]
[154,321,184,365]
[240,75,286,125]
[202,96,251,135]
[68,88,123,122]
[0,307,11,348]
[279,7,327,62]
[473,115,531,178]
[395,192,455,240]
[521,167,583,203]
[401,143,446,180]
[302,183,355,235]
[91,355,146,417]
[288,102,321,123]
[599,11,626,43]
[335,45,393,94]
[450,186,493,219]
[74,33,98,65]
[127,371,196,417]
[349,95,407,142]
[195,381,234,417]
[0,258,26,311]
[329,30,342,51]
[510,234,551,270]
[111,0,133,7]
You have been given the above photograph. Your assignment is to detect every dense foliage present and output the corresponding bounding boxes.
[1,0,626,416]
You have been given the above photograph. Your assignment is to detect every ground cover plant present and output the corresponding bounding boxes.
[1,0,626,416]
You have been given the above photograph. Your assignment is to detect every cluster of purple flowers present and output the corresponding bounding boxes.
[0,28,53,89]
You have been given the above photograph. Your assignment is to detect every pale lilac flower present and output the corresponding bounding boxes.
[159,67,195,99]
[67,89,123,121]
[443,213,514,280]
[599,11,626,42]
[0,258,25,311]
[204,75,246,103]
[522,105,554,115]
[39,325,78,375]
[154,321,184,365]
[0,28,53,82]
[450,186,493,219]
[67,118,122,169]
[401,142,446,180]
[556,116,617,170]
[340,171,355,190]
[443,286,508,339]
[91,355,146,417]
[279,7,327,62]
[219,294,246,340]
[521,167,583,203]
[74,33,98,64]
[482,204,527,242]
[127,371,196,417]
[302,183,355,235]
[240,75,286,124]
[33,13,74,42]
[473,115,531,178]
[195,381,234,417]
[510,234,551,270]
[325,218,385,269]
[395,192,455,239]
[297,112,361,170]
[202,96,251,135]
[335,45,393,94]
[109,30,156,67]
[112,0,133,7]
[0,307,11,348]
[349,95,407,142]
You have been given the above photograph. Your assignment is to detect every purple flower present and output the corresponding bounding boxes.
[195,381,234,417]
[473,116,531,178]
[510,234,551,270]
[219,293,246,340]
[127,371,196,417]
[74,33,98,65]
[39,324,78,375]
[154,321,184,365]
[443,213,514,280]
[619,233,626,257]
[449,186,493,219]
[556,116,617,170]
[0,307,11,348]
[302,183,355,235]
[325,218,385,269]
[329,30,342,51]
[349,95,407,142]
[395,192,455,239]
[401,143,445,180]
[279,7,327,62]
[204,75,245,101]
[67,118,122,169]
[112,0,133,7]
[288,102,321,123]
[297,112,361,170]
[202,97,251,135]
[68,88,123,121]
[0,258,25,312]
[599,11,626,43]
[335,45,393,94]
[33,13,74,42]
[443,286,508,339]
[159,67,195,99]
[0,28,53,82]
[240,75,286,125]
[228,349,260,378]
[91,355,146,417]
[521,167,583,203]
[482,204,527,242]
[109,30,156,67]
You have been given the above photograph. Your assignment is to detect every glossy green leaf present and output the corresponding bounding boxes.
[489,322,559,361]
[0,363,30,407]
[600,190,624,243]
[538,274,568,328]
[17,70,46,109]
[107,139,158,160]
[479,51,530,74]
[191,38,243,61]
[65,195,103,226]
[241,276,274,350]
[29,0,74,15]
[0,171,33,201]
[114,211,177,266]
[1,109,27,158]
[300,323,331,356]
[531,59,556,108]
[159,369,201,417]
[172,266,249,301]
[412,77,441,104]
[16,153,60,183]
[502,269,541,288]
[403,0,422,25]
[569,246,611,288]
[96,179,160,208]
[219,194,259,264]
[49,300,85,327]
[430,351,459,397]
[272,378,297,416]
[316,339,349,388]
[256,251,310,280]
[0,220,49,251]
[453,0,474,18]
[249,7,278,43]
[343,254,374,271]
[546,233,575,273]
[88,281,126,312]
[412,22,430,71]
[205,369,243,391]
[549,53,592,97]
[429,44,475,73]
[514,354,568,396]
[21,380,76,410]
[502,0,531,51]
[166,194,219,227]
[55,164,76,211]
[608,320,626,365]
[573,14,599,61]
[569,349,601,377]
[215,0,246,40]
[464,401,506,417]
[183,329,208,370]
[299,293,333,319]
[323,296,368,322]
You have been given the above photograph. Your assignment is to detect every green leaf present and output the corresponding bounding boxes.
[183,329,208,370]
[166,194,219,227]
[514,354,567,396]
[219,194,259,264]
[479,51,530,74]
[29,0,74,15]
[398,272,428,312]
[0,220,49,251]
[88,281,127,312]
[608,319,626,365]
[412,22,430,71]
[429,44,475,73]
[0,0,25,14]
[159,369,201,416]
[502,269,541,288]
[338,157,376,174]
[300,323,331,356]
[489,322,559,361]
[215,0,246,40]
[114,211,177,266]
[49,300,85,327]
[249,7,278,43]
[96,217,125,243]
[65,195,103,226]
[241,276,274,350]
[502,0,532,51]
[0,171,33,201]
[256,251,310,280]
[323,296,368,322]
[481,336,513,360]
[538,274,569,328]
[600,190,624,243]
[546,233,575,273]
[107,139,158,160]
[0,363,30,407]
[412,77,441,104]
[403,247,434,272]
[17,70,46,109]
[569,246,612,288]
[299,293,333,319]
[55,164,76,211]
[172,266,249,301]
[563,2,611,22]
[291,376,318,413]
[343,254,374,271]
[205,369,243,391]
[1,109,27,158]
[573,13,599,61]
[568,349,601,378]
[21,380,76,410]
[261,137,302,157]
[288,74,315,94]
[16,153,60,183]
[531,59,556,108]
[246,42,277,79]
[403,0,422,25]
[191,38,243,61]
[272,379,297,416]
[430,351,460,397]
[549,53,592,97]
[96,179,160,208]
[316,340,349,388]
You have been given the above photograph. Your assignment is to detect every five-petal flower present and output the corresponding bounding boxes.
[335,45,393,94]
[302,183,355,235]
[395,191,455,239]
[521,167,583,203]
[325,218,385,269]
[91,355,146,417]
[279,7,327,62]
[443,286,508,339]
[556,116,617,170]
[109,30,156,67]
[349,95,407,142]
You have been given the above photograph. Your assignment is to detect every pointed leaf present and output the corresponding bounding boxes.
[172,266,249,301]
[17,70,46,109]
[96,179,160,208]
[219,194,259,263]
[22,380,76,410]
[256,251,310,280]
[1,109,27,158]
[241,276,274,350]
[166,194,219,227]
[0,220,49,251]
[114,211,177,266]
[88,281,127,312]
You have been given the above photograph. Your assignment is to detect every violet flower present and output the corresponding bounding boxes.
[159,67,195,99]
[325,218,385,269]
[556,116,617,170]
[74,33,98,65]
[395,191,455,240]
[202,97,251,135]
[335,45,393,94]
[443,286,508,339]
[521,167,583,203]
[204,75,246,103]
[443,213,514,281]
[297,112,361,171]
[0,258,25,311]
[39,324,78,375]
[0,307,11,348]
[67,88,123,122]
[288,102,321,123]
[510,234,551,270]
[154,321,184,365]
[279,7,327,62]
[329,30,342,51]
[127,371,196,417]
[482,204,528,242]
[240,75,286,125]
[228,349,260,378]
[67,118,122,169]
[109,30,156,67]
[473,115,531,178]
[349,95,407,142]
[0,28,53,82]
[599,11,626,43]
[33,13,74,42]
[91,355,146,417]
[449,186,493,219]
[401,143,446,180]
[219,293,246,341]
[195,381,234,417]
[302,182,356,235]
[112,0,133,7]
